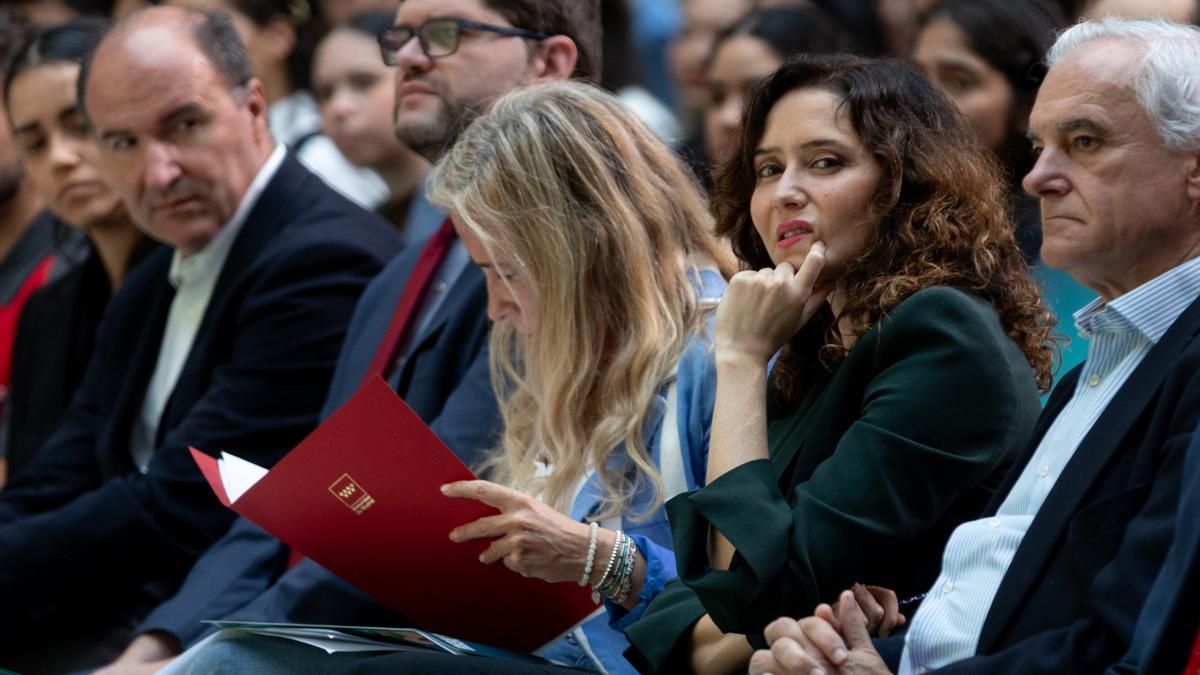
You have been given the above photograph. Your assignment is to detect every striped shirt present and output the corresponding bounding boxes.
[899,255,1200,675]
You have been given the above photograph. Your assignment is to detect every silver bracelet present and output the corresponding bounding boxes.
[579,521,599,587]
[596,532,632,601]
[612,541,638,604]
[592,529,623,603]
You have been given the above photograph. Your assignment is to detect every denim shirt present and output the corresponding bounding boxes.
[536,268,724,673]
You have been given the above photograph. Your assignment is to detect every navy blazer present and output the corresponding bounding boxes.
[1106,430,1200,675]
[136,232,499,646]
[0,155,400,632]
[876,294,1200,674]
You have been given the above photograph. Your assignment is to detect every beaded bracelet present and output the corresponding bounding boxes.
[579,521,599,587]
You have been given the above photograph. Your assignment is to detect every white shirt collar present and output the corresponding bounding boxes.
[1073,255,1200,344]
[168,144,288,289]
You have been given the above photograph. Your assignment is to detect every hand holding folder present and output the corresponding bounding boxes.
[190,376,596,652]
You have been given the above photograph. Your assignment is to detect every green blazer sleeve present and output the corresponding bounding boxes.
[625,287,1042,672]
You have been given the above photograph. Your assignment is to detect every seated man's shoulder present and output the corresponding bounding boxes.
[272,186,398,256]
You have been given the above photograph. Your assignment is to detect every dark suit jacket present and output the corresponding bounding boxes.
[136,232,499,646]
[5,238,159,477]
[626,287,1043,671]
[1106,430,1200,675]
[0,155,400,634]
[874,293,1200,674]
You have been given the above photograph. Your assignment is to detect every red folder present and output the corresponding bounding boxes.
[190,376,597,652]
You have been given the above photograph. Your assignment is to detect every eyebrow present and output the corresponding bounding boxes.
[1027,117,1108,143]
[1057,118,1106,135]
[755,138,852,156]
[99,101,208,142]
[13,104,79,136]
[160,102,206,129]
[930,56,977,72]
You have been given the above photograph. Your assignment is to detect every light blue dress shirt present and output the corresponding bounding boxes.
[899,255,1200,675]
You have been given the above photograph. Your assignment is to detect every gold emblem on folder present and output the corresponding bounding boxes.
[329,474,375,515]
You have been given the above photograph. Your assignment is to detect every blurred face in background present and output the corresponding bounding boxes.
[167,0,293,94]
[704,34,781,166]
[668,0,751,112]
[7,62,125,227]
[1083,0,1194,23]
[11,0,77,26]
[0,89,24,205]
[313,27,410,169]
[320,0,397,25]
[913,17,1015,150]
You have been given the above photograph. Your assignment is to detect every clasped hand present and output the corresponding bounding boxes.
[714,242,830,366]
[443,480,592,584]
[749,588,897,675]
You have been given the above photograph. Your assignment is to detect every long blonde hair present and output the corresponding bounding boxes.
[428,81,733,520]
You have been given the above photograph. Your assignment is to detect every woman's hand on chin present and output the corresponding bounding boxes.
[714,241,829,366]
[443,480,594,584]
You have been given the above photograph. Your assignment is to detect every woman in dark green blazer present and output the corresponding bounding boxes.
[624,54,1057,673]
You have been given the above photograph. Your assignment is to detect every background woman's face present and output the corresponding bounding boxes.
[313,29,408,169]
[167,0,275,82]
[703,35,781,166]
[913,18,1015,151]
[668,0,752,112]
[8,63,126,229]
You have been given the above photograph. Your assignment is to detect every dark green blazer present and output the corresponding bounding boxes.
[625,286,1042,672]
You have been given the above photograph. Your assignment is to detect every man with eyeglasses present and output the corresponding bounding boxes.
[97,1,601,673]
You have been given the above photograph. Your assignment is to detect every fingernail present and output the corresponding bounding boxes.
[812,668,826,675]
[440,484,449,493]
[833,648,848,662]
[448,531,457,542]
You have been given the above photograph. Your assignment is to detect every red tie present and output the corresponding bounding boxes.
[364,217,458,382]
[287,217,457,570]
[1184,624,1200,674]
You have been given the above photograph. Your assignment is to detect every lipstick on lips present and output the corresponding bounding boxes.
[776,219,813,249]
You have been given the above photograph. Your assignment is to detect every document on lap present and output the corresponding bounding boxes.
[188,376,596,652]
[200,620,555,662]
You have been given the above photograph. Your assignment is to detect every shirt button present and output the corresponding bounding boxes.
[1039,465,1051,477]
[917,667,928,674]
[432,280,448,294]
[988,518,1000,528]
[1087,374,1101,387]
[942,581,954,593]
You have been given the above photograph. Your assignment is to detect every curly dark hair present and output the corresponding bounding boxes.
[713,53,1056,401]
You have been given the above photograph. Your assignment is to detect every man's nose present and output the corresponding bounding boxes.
[1022,148,1069,198]
[394,33,433,73]
[143,142,182,192]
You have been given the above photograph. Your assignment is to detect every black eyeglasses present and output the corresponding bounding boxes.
[378,17,549,65]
